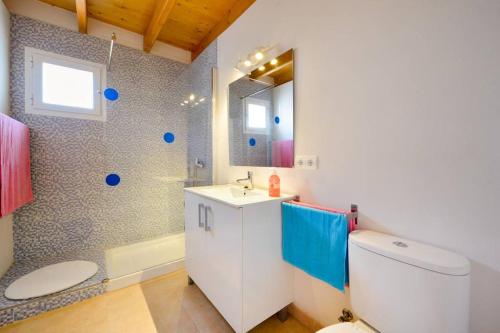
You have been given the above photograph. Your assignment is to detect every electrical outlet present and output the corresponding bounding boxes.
[295,155,318,169]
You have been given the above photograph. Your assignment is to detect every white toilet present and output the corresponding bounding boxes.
[317,230,471,333]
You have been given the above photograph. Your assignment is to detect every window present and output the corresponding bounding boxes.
[244,97,270,134]
[25,47,106,121]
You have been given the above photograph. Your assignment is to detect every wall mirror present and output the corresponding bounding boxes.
[228,49,294,167]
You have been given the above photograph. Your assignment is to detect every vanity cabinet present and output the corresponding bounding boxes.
[184,188,294,333]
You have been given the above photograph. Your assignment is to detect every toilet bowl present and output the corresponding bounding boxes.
[314,230,470,333]
[317,320,376,333]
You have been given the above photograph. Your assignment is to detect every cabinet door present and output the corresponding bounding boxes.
[203,198,243,332]
[184,192,206,287]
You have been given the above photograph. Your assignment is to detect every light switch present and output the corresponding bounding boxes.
[295,155,318,169]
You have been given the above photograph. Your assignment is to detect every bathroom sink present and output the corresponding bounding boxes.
[203,186,259,198]
[184,184,295,207]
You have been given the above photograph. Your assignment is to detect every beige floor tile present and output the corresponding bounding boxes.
[250,316,311,333]
[9,296,107,333]
[154,305,198,333]
[0,268,313,333]
[180,286,233,333]
[0,324,19,333]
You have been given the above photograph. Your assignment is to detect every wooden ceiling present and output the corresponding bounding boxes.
[37,0,256,60]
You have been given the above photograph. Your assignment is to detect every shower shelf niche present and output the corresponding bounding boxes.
[0,250,107,327]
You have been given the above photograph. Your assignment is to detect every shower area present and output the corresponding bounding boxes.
[0,15,215,325]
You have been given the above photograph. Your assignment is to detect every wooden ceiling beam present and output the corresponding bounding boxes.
[191,0,256,61]
[75,0,87,34]
[144,0,178,53]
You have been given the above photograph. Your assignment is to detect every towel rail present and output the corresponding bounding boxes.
[288,199,359,225]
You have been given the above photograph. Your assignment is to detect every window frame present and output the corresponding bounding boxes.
[243,97,271,135]
[24,47,107,121]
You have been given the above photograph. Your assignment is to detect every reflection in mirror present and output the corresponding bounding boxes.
[228,49,294,167]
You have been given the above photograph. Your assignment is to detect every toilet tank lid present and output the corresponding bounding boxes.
[349,230,470,276]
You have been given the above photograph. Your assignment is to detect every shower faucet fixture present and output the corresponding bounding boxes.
[194,158,204,169]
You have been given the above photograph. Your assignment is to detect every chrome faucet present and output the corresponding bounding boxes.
[236,171,254,190]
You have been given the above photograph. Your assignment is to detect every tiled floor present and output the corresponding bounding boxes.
[0,269,312,333]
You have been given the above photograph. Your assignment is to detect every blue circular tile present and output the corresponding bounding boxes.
[249,138,256,147]
[106,173,120,186]
[104,88,119,101]
[274,116,280,124]
[163,132,175,143]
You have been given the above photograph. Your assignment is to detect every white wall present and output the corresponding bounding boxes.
[215,1,500,332]
[3,0,191,64]
[0,0,13,278]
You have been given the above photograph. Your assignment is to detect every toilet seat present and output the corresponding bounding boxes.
[316,321,377,333]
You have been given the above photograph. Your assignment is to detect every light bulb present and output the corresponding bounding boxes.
[258,66,266,71]
[184,100,188,104]
[180,103,184,106]
[199,97,205,102]
[195,102,199,105]
[255,52,264,60]
[270,58,278,65]
[244,60,252,67]
[189,94,195,101]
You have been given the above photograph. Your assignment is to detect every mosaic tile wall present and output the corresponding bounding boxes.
[10,15,215,261]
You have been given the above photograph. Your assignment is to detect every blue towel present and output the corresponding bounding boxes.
[282,202,348,292]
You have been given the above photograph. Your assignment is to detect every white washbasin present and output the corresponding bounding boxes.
[201,186,260,198]
[184,184,295,207]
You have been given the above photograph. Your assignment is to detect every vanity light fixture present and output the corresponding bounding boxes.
[234,45,276,73]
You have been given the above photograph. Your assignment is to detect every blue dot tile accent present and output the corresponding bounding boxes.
[249,138,256,147]
[163,132,175,143]
[274,116,280,124]
[104,88,119,101]
[105,174,120,186]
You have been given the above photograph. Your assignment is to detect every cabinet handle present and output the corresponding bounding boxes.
[204,206,211,231]
[198,203,205,228]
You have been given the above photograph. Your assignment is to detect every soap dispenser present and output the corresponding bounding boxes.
[268,170,280,197]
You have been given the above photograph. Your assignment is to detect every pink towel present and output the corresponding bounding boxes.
[272,140,294,168]
[289,200,357,232]
[0,114,33,217]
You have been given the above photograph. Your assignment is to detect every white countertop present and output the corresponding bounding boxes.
[184,184,296,208]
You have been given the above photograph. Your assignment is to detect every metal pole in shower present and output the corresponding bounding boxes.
[107,33,116,70]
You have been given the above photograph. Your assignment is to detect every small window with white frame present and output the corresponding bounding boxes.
[25,47,107,121]
[244,97,270,135]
